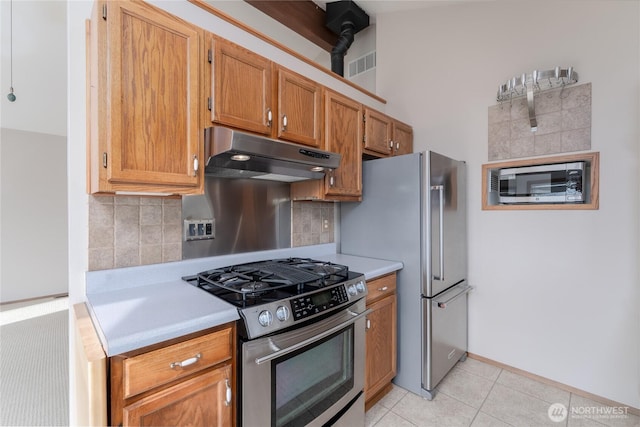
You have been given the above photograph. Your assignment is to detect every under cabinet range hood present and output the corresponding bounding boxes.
[204,126,341,182]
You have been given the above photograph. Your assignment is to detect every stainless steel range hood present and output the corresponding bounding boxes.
[204,126,341,182]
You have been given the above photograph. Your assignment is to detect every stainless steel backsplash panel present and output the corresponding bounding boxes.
[182,177,291,259]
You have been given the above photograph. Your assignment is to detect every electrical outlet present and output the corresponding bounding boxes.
[184,219,215,241]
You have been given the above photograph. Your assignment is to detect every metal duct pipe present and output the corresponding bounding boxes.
[325,0,369,77]
[330,22,355,76]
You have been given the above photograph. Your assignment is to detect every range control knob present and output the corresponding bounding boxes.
[347,284,357,296]
[356,280,366,293]
[258,310,273,327]
[276,306,290,322]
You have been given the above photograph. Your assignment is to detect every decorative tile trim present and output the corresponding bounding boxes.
[488,83,591,160]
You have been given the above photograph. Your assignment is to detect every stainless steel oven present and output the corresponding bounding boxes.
[241,298,369,427]
[182,258,369,427]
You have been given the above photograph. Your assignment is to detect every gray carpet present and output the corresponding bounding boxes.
[0,310,69,426]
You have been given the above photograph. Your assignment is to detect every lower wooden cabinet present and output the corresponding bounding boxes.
[110,323,235,427]
[364,273,397,409]
[123,365,231,427]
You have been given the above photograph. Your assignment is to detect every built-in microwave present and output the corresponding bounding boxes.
[497,161,585,204]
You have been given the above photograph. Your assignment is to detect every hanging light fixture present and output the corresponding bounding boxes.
[497,66,578,131]
[7,0,16,102]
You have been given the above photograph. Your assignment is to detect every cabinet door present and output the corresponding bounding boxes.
[104,1,200,189]
[277,67,322,147]
[363,108,392,156]
[123,366,232,427]
[392,121,413,156]
[365,294,397,403]
[211,37,273,135]
[324,90,363,200]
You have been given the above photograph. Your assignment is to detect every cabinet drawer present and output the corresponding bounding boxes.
[123,327,232,398]
[366,273,397,304]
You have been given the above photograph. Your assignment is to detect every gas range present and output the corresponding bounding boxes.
[183,258,367,339]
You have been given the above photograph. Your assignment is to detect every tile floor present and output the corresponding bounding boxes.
[365,358,639,427]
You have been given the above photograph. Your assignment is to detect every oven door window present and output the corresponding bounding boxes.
[272,325,354,427]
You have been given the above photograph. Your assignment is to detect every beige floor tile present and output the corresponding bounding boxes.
[497,370,571,406]
[392,390,477,426]
[569,395,640,427]
[470,411,514,427]
[481,383,562,426]
[375,411,418,427]
[379,385,410,409]
[456,358,502,382]
[366,402,390,427]
[437,367,495,408]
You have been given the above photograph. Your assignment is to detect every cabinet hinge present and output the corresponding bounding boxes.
[102,3,107,20]
[207,97,212,111]
[363,135,366,143]
[362,114,366,123]
[207,49,212,63]
[102,152,108,168]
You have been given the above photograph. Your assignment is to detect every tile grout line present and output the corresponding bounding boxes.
[472,368,518,427]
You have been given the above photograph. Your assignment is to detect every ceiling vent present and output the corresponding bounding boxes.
[325,0,370,77]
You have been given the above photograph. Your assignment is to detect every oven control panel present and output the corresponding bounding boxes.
[240,275,367,339]
[290,286,349,321]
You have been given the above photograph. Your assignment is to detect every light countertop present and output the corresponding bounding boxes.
[85,244,403,356]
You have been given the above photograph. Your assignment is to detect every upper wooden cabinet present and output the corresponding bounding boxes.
[275,66,323,147]
[363,108,413,158]
[208,36,273,135]
[88,1,203,194]
[291,90,362,202]
[392,120,414,156]
[207,36,322,147]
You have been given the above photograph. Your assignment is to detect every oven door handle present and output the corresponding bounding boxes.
[255,308,372,365]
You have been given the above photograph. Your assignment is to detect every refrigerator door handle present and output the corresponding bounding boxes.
[435,285,473,308]
[431,184,445,281]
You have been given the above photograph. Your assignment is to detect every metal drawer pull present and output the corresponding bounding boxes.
[378,286,388,292]
[436,285,473,309]
[169,353,201,369]
[224,379,232,406]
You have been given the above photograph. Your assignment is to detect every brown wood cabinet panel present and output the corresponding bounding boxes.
[111,323,236,427]
[365,293,397,404]
[392,120,414,156]
[123,327,232,399]
[210,36,273,135]
[276,66,322,147]
[323,90,363,200]
[363,108,393,156]
[366,273,397,305]
[290,89,362,201]
[88,0,202,194]
[123,365,232,427]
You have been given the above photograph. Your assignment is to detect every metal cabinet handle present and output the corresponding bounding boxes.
[395,142,400,152]
[282,114,288,131]
[431,185,445,281]
[328,169,335,187]
[377,286,388,292]
[366,319,371,330]
[267,109,273,127]
[193,155,199,177]
[169,353,201,369]
[224,379,232,406]
[388,140,393,150]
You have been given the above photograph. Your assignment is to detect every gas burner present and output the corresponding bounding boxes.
[185,258,356,309]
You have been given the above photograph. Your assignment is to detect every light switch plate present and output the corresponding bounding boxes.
[184,219,215,241]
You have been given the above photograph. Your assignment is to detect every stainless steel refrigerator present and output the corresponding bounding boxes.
[340,151,471,400]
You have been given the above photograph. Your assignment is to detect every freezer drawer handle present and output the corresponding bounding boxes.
[431,185,445,281]
[436,285,473,309]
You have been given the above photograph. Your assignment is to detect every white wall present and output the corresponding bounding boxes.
[1,0,68,302]
[377,0,639,408]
